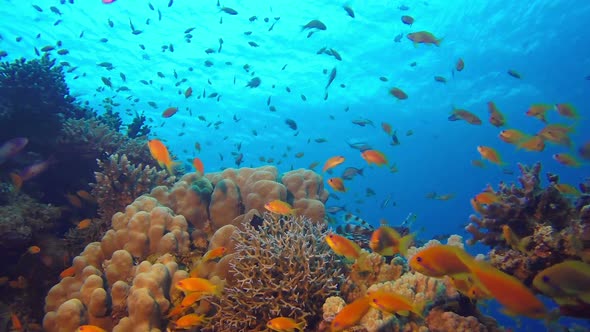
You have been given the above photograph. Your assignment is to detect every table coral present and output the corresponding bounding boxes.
[203,214,343,331]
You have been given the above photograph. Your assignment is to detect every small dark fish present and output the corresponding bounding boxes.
[326,206,346,214]
[342,167,364,180]
[285,119,298,130]
[379,76,388,82]
[307,31,314,38]
[101,77,112,88]
[204,60,213,67]
[218,38,223,52]
[149,3,154,10]
[33,47,40,56]
[507,69,522,79]
[158,9,162,21]
[267,96,271,106]
[325,67,337,89]
[50,6,62,15]
[281,64,287,70]
[248,41,259,47]
[185,27,195,34]
[168,0,173,7]
[54,19,62,26]
[434,76,447,83]
[220,7,238,15]
[205,48,215,54]
[399,5,410,11]
[286,86,291,92]
[120,72,126,81]
[99,38,108,43]
[249,16,257,22]
[268,18,279,31]
[394,33,403,42]
[57,49,69,55]
[401,15,414,26]
[246,77,261,88]
[301,94,307,101]
[302,19,326,31]
[330,48,342,61]
[79,31,84,38]
[391,131,400,146]
[32,4,43,12]
[343,5,355,18]
[108,18,114,28]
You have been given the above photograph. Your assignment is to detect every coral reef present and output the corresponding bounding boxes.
[0,190,61,254]
[464,162,589,283]
[43,196,190,332]
[203,214,343,331]
[321,236,502,332]
[91,154,175,225]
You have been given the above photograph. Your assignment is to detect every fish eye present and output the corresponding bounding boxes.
[416,256,422,262]
[542,275,550,283]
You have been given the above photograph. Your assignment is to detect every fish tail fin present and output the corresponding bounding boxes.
[413,299,428,317]
[10,173,22,192]
[435,37,444,46]
[166,161,181,175]
[296,320,306,332]
[399,233,415,257]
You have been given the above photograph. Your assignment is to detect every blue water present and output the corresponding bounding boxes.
[2,0,589,330]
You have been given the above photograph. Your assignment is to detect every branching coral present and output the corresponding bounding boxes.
[464,162,588,283]
[204,214,344,331]
[91,154,175,225]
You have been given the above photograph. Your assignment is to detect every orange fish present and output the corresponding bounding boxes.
[474,192,500,205]
[65,193,83,208]
[175,313,209,329]
[389,87,408,100]
[580,141,590,160]
[331,296,371,332]
[361,149,388,166]
[175,277,221,296]
[369,226,413,257]
[554,103,579,120]
[381,122,392,135]
[449,109,482,125]
[470,198,486,214]
[538,124,573,147]
[409,245,472,277]
[180,292,204,307]
[264,200,297,215]
[325,233,361,259]
[148,139,177,174]
[60,266,76,279]
[463,259,547,318]
[327,177,347,192]
[477,146,505,165]
[192,157,204,174]
[202,247,227,262]
[77,218,92,230]
[471,159,486,168]
[184,87,193,98]
[487,102,505,127]
[499,129,528,144]
[162,106,178,118]
[28,245,41,254]
[553,153,581,167]
[406,31,443,46]
[10,313,22,332]
[266,317,305,332]
[501,225,530,253]
[77,326,106,332]
[368,290,425,317]
[526,104,552,123]
[517,135,545,152]
[553,183,581,196]
[456,58,464,72]
[322,155,345,172]
[450,274,492,300]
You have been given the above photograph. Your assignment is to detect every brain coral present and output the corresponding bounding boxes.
[204,214,343,331]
